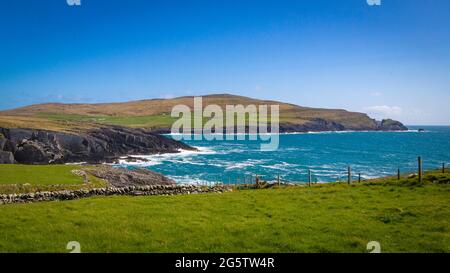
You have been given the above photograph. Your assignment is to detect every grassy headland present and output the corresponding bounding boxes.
[0,94,387,132]
[0,166,448,253]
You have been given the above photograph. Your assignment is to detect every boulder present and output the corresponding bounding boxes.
[1,139,16,153]
[0,151,14,164]
[86,165,176,187]
[0,134,6,150]
[14,141,51,164]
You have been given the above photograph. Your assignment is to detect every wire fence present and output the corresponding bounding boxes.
[195,158,449,188]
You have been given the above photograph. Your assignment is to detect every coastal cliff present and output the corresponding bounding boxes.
[151,118,408,134]
[0,94,408,164]
[0,126,194,164]
[278,118,407,133]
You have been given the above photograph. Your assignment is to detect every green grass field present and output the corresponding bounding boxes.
[0,170,449,253]
[37,112,178,128]
[0,164,84,185]
[37,112,276,129]
[0,165,106,194]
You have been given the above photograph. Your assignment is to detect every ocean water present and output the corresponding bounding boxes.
[117,126,450,184]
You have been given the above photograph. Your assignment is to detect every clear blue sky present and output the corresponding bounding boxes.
[0,0,449,125]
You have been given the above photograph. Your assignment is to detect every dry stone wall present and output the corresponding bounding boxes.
[0,185,232,205]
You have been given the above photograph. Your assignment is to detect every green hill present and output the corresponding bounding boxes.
[0,94,406,133]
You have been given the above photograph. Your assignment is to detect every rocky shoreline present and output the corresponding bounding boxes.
[151,118,408,134]
[85,165,177,187]
[0,126,195,164]
[0,184,232,205]
[0,117,407,165]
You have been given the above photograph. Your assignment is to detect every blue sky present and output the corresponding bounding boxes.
[0,0,449,125]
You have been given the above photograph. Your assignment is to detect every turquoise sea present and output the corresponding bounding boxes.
[118,126,450,184]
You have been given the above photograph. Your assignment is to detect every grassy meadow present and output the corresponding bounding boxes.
[37,112,178,129]
[0,165,106,194]
[0,164,84,185]
[0,167,449,253]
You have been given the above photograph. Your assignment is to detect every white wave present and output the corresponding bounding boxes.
[117,146,216,167]
[203,161,229,168]
[65,162,87,165]
[224,159,269,170]
[280,129,423,135]
[117,158,163,167]
[225,162,254,170]
[261,162,298,171]
[173,146,217,156]
[167,175,220,185]
[165,159,207,166]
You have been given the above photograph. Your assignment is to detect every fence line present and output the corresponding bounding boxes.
[218,157,449,187]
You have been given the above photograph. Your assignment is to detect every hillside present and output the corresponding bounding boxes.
[0,94,407,133]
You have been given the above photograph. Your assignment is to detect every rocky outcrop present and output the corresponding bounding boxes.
[0,185,232,205]
[0,126,195,164]
[0,134,15,163]
[0,135,6,150]
[0,151,14,164]
[152,117,407,134]
[377,119,408,131]
[86,166,176,187]
[278,118,407,133]
[279,119,346,133]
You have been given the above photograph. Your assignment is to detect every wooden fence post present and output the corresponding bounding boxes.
[418,156,423,183]
[347,166,352,185]
[443,163,446,174]
[277,174,281,187]
[358,173,361,183]
[397,168,401,180]
[308,169,312,187]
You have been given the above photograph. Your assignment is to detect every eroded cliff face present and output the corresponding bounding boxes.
[278,118,408,133]
[377,119,409,131]
[0,126,194,164]
[151,118,408,134]
[0,116,408,164]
